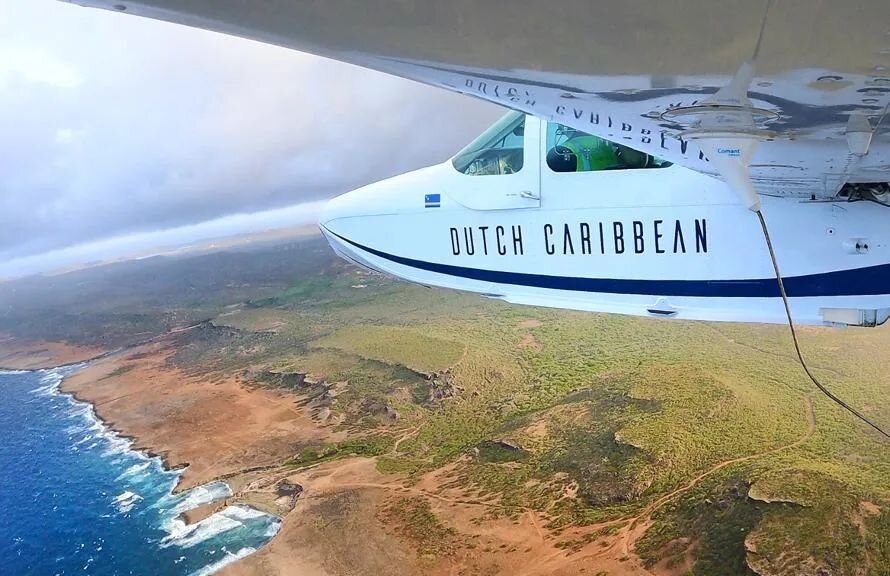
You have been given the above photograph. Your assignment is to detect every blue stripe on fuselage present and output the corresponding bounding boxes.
[323,229,890,298]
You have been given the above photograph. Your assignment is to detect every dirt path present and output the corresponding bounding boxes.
[616,396,816,560]
[302,480,507,511]
[702,324,844,378]
[511,396,819,576]
[229,395,816,576]
[220,393,817,576]
[392,426,421,455]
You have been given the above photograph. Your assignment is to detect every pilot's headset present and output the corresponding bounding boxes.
[547,126,580,173]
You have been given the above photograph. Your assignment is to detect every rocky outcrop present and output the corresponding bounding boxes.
[274,480,304,509]
[363,400,400,424]
[423,369,464,404]
[249,369,310,390]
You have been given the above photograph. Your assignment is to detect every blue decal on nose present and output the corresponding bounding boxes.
[424,193,441,208]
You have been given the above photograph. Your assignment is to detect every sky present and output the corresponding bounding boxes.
[0,1,500,277]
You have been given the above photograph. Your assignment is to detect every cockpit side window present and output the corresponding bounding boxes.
[452,111,525,176]
[545,122,671,172]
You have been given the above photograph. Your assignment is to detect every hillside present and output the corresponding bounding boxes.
[2,231,888,575]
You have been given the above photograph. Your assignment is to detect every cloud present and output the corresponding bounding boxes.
[0,47,83,89]
[0,1,500,264]
[0,200,326,278]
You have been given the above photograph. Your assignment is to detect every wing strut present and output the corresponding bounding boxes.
[757,210,890,441]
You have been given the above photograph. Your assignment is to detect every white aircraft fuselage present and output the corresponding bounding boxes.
[57,1,890,328]
[320,113,890,327]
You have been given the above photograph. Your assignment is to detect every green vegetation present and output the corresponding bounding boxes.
[475,440,529,463]
[636,474,764,575]
[313,325,464,374]
[100,364,135,380]
[381,496,457,557]
[287,436,394,467]
[4,233,889,575]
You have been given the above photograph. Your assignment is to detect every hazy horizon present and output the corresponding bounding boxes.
[0,199,330,279]
[1,1,500,269]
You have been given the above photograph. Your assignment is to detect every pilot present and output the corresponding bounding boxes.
[614,143,651,169]
[547,133,620,172]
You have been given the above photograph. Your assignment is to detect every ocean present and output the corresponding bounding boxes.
[0,367,281,575]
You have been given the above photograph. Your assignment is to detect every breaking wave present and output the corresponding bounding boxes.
[162,505,280,550]
[114,491,143,514]
[9,366,282,575]
[165,481,233,517]
[189,546,257,576]
[117,462,151,480]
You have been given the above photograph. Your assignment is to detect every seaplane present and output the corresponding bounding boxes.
[63,1,890,329]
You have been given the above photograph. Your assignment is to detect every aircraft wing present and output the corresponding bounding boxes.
[62,1,890,199]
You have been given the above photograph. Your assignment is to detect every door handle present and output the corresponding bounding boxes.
[519,190,540,200]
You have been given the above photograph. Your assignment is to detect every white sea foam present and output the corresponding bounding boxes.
[219,505,267,522]
[162,506,245,548]
[31,373,63,396]
[19,364,277,574]
[189,546,257,576]
[66,403,92,418]
[114,490,139,502]
[73,434,94,446]
[264,518,282,539]
[102,435,134,457]
[117,462,151,480]
[0,369,30,375]
[161,504,280,550]
[114,491,143,514]
[166,481,233,516]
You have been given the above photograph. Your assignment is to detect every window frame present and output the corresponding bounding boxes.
[451,110,527,176]
[544,121,672,173]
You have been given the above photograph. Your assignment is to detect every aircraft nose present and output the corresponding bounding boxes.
[319,163,446,233]
[319,189,361,230]
[318,163,446,260]
[318,179,395,261]
[318,181,398,273]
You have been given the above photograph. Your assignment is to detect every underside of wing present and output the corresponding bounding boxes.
[63,0,890,198]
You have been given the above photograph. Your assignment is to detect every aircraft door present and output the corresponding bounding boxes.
[446,111,541,210]
[540,121,675,210]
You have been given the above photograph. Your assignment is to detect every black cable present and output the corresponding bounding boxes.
[755,209,890,441]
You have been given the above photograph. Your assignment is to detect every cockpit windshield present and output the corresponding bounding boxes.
[452,110,525,176]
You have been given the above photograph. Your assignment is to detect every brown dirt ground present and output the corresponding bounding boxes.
[61,341,345,490]
[50,336,818,576]
[0,335,104,370]
[48,338,689,576]
[518,333,542,351]
[230,457,661,576]
[230,397,817,575]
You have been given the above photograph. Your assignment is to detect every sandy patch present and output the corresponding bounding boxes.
[61,342,344,490]
[852,500,883,538]
[228,458,422,576]
[243,457,658,576]
[519,333,542,351]
[0,335,104,370]
[523,419,550,441]
[860,501,882,516]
